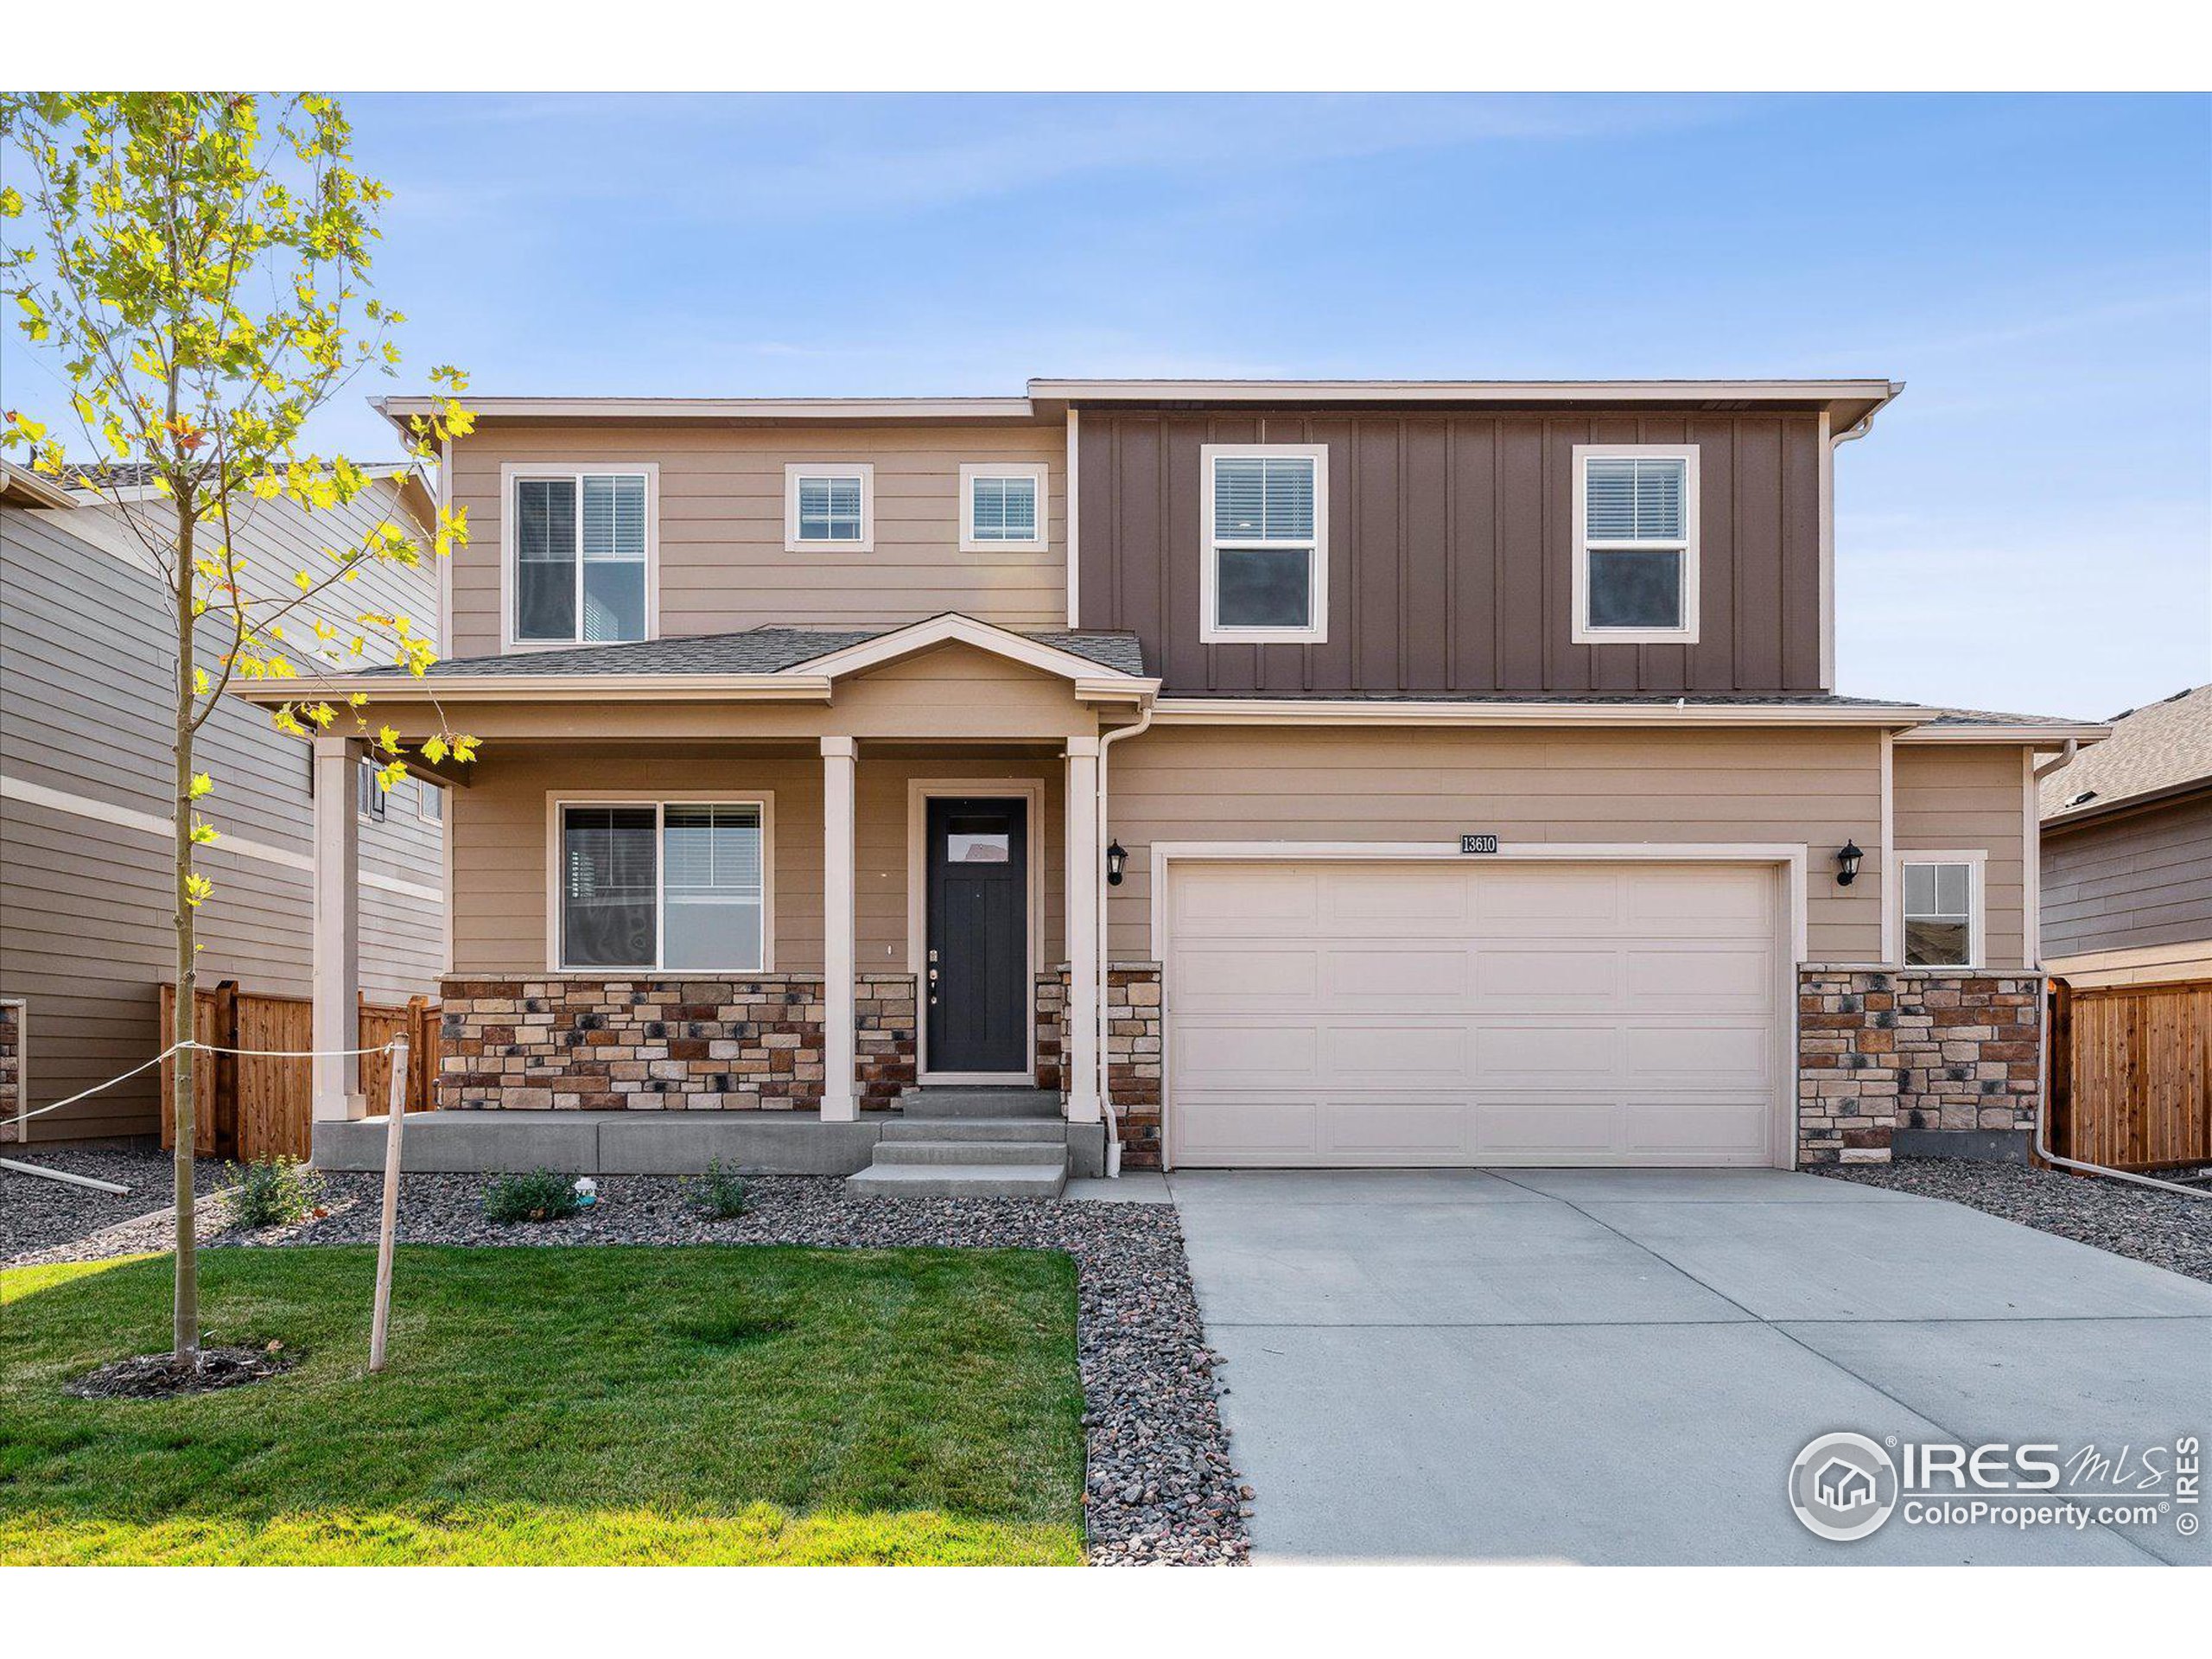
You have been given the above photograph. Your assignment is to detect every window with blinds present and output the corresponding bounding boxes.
[513,470,649,645]
[1575,448,1699,639]
[1204,448,1326,640]
[558,802,767,971]
[967,474,1039,543]
[793,472,868,543]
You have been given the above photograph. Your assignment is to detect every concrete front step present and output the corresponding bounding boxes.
[845,1161,1068,1199]
[874,1139,1071,1167]
[881,1116,1071,1143]
[899,1087,1065,1120]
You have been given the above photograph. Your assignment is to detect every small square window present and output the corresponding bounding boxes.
[418,781,444,824]
[1201,445,1328,645]
[960,464,1047,551]
[786,464,874,551]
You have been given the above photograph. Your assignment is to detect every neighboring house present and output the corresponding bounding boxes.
[0,460,448,1142]
[2039,683,2212,988]
[259,380,2105,1175]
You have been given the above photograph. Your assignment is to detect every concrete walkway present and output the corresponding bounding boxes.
[1168,1167,2212,1565]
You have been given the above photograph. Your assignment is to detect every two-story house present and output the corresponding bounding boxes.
[269,381,2105,1184]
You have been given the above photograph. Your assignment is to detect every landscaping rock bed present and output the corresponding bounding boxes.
[3,1150,1248,1567]
[0,1145,229,1267]
[67,1343,297,1401]
[1821,1158,2212,1284]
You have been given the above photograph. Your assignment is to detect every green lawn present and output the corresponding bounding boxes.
[0,1244,1084,1565]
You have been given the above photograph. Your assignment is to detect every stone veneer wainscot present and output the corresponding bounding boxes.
[0,999,21,1143]
[1796,969,2044,1165]
[439,975,916,1114]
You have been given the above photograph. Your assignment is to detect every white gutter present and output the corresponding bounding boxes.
[1092,702,1156,1178]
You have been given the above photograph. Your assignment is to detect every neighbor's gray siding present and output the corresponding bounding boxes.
[2042,791,2212,961]
[1077,407,1827,696]
[0,486,445,1141]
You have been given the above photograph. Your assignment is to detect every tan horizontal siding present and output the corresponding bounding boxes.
[1,486,444,1140]
[449,746,1071,978]
[447,423,1069,656]
[1103,725,1884,962]
[2042,792,2212,961]
[1892,743,2031,969]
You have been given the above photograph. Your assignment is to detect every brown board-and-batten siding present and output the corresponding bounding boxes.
[1076,408,1826,696]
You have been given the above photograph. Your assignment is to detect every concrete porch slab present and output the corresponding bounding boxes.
[313,1110,1108,1179]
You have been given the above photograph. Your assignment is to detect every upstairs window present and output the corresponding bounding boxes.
[1200,444,1329,645]
[960,462,1047,551]
[417,780,444,824]
[785,464,874,550]
[1573,445,1700,644]
[509,467,652,646]
[1900,858,1980,968]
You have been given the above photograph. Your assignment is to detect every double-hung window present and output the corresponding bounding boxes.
[1898,856,1980,968]
[1573,445,1700,643]
[960,462,1047,552]
[357,760,387,823]
[557,799,768,972]
[508,466,653,646]
[785,464,874,551]
[1200,444,1329,644]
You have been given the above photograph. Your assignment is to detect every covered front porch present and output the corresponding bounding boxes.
[277,617,1158,1174]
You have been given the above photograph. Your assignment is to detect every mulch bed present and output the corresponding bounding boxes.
[67,1343,298,1401]
[1821,1157,2212,1284]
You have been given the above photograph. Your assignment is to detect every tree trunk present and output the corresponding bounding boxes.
[172,513,199,1361]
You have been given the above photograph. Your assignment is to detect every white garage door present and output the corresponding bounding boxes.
[1166,860,1785,1168]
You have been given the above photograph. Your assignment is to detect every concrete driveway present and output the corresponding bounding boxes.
[1169,1167,2212,1565]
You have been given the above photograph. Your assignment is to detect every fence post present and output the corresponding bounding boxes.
[213,981,240,1161]
[404,995,431,1112]
[369,1037,408,1374]
[2046,978,2074,1169]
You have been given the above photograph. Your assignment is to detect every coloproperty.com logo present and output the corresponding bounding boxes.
[1788,1431,2202,1542]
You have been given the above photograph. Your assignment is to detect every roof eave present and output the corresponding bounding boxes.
[2042,772,2212,831]
[1030,378,1904,427]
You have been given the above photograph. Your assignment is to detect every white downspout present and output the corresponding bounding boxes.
[1094,702,1154,1178]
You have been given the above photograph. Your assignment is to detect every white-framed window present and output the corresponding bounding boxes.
[785,463,874,552]
[959,462,1048,552]
[357,760,387,823]
[1199,443,1329,645]
[503,463,656,649]
[1571,444,1700,645]
[1895,852,1984,969]
[417,779,444,825]
[552,796,772,973]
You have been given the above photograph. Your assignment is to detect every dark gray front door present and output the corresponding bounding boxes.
[925,797,1028,1074]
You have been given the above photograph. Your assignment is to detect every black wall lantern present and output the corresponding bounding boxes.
[1835,840,1864,887]
[1105,840,1128,887]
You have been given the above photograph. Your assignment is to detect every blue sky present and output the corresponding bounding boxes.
[7,92,2207,717]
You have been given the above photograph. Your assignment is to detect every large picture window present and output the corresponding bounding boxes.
[509,467,652,646]
[1573,444,1700,644]
[1200,443,1329,644]
[558,800,766,971]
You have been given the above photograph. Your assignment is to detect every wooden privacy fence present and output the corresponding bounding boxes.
[2048,978,2212,1172]
[159,984,439,1162]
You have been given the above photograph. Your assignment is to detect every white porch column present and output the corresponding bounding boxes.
[820,736,859,1121]
[1064,737,1103,1124]
[311,734,365,1122]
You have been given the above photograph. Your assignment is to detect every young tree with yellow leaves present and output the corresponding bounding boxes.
[1,92,473,1364]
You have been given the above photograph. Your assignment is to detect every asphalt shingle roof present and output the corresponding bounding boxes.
[382,625,1148,678]
[2039,683,2212,823]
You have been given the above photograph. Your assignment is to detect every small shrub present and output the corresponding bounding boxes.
[687,1159,747,1219]
[229,1157,324,1230]
[483,1169,581,1225]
